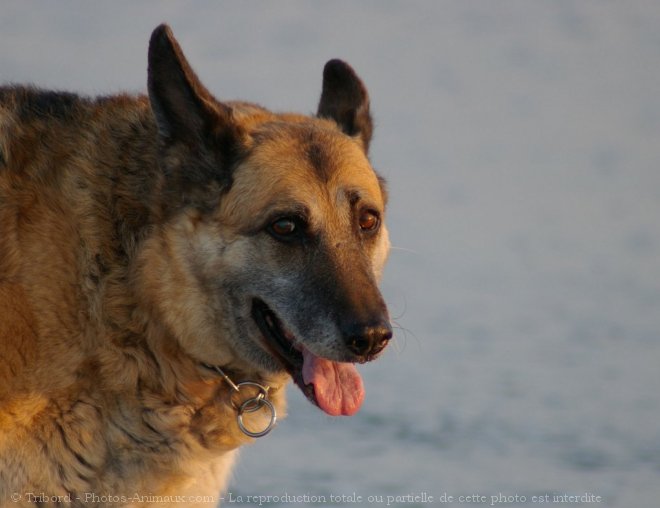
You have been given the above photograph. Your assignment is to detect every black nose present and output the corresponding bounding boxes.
[345,320,393,359]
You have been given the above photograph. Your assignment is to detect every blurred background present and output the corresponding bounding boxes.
[2,2,659,507]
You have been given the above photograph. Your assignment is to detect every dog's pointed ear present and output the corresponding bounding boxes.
[317,59,373,153]
[147,24,233,144]
[147,25,244,212]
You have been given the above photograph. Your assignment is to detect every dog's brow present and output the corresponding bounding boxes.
[268,204,310,220]
[253,202,311,231]
[347,190,361,206]
[346,189,381,207]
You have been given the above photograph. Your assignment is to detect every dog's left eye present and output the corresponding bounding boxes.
[358,210,380,232]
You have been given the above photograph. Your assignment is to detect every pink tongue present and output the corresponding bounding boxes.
[301,348,364,416]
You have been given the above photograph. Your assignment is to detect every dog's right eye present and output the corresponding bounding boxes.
[268,217,301,241]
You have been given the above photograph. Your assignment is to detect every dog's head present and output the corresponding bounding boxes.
[142,25,391,416]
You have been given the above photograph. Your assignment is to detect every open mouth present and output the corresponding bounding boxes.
[251,299,365,416]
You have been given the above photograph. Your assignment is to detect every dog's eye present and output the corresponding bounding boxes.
[269,218,299,239]
[358,210,380,232]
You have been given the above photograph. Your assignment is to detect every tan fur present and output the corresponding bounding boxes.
[0,25,390,507]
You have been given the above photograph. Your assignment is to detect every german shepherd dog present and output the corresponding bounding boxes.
[0,24,391,506]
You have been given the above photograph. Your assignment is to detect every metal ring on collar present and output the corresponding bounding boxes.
[236,397,277,438]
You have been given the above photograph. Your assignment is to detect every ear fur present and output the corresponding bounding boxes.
[317,59,373,153]
[148,24,238,147]
[147,24,242,211]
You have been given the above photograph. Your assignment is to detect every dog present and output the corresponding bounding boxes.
[0,24,391,506]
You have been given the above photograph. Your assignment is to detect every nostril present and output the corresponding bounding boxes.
[379,326,393,345]
[345,322,393,357]
[348,336,371,356]
[372,325,393,354]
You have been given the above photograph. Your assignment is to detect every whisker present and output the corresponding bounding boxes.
[386,293,420,355]
[389,245,419,254]
[390,319,420,354]
[389,295,408,321]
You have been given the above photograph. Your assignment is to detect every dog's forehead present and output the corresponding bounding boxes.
[241,123,383,204]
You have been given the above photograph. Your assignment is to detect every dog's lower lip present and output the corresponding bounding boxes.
[251,299,302,368]
[251,299,318,405]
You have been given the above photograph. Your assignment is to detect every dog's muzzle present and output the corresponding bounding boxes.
[251,298,392,416]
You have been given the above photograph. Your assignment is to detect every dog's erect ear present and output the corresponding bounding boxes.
[147,25,244,212]
[148,24,233,145]
[317,59,373,153]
